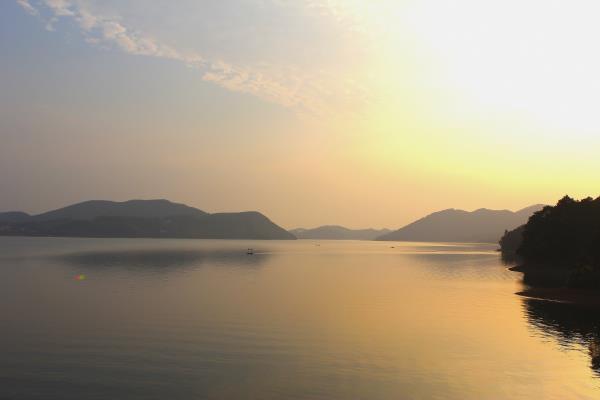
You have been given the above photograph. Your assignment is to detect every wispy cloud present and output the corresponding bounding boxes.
[16,0,38,16]
[305,0,372,35]
[16,0,349,114]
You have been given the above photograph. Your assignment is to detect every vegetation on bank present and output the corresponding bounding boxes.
[500,196,600,289]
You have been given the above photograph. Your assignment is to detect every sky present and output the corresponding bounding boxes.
[2,0,600,229]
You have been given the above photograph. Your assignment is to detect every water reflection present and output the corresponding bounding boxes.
[524,298,600,375]
[57,248,270,271]
[4,238,600,399]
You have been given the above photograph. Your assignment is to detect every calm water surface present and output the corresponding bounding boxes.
[1,237,599,399]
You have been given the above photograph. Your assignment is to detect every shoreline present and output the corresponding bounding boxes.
[516,286,600,307]
[509,264,600,307]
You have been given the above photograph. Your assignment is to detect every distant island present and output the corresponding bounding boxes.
[377,205,544,243]
[290,225,391,240]
[500,196,600,293]
[0,199,295,240]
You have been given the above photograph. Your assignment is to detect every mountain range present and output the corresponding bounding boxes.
[0,200,295,240]
[290,225,390,240]
[0,200,547,243]
[376,205,545,243]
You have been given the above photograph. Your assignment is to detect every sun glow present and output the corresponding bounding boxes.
[334,0,600,196]
[9,0,600,227]
[393,0,600,134]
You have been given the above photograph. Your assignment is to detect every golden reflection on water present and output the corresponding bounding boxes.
[0,238,599,399]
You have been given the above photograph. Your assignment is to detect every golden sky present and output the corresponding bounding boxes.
[2,0,600,228]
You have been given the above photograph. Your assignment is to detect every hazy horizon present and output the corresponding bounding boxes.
[2,0,599,229]
[0,197,547,231]
[5,3,600,397]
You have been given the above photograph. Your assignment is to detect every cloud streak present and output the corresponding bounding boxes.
[17,0,38,15]
[16,0,336,114]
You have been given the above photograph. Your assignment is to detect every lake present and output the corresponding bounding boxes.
[0,237,599,399]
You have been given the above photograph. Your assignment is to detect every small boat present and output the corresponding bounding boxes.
[246,248,254,255]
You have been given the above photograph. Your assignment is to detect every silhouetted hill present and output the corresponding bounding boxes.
[499,225,525,255]
[0,200,294,240]
[31,199,207,221]
[377,205,544,243]
[501,196,600,291]
[290,225,390,240]
[0,211,31,222]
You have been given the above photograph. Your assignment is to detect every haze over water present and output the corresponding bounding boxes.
[1,237,598,399]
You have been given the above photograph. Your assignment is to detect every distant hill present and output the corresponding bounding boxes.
[0,211,31,223]
[376,205,545,243]
[31,199,207,221]
[290,225,391,240]
[0,200,294,240]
